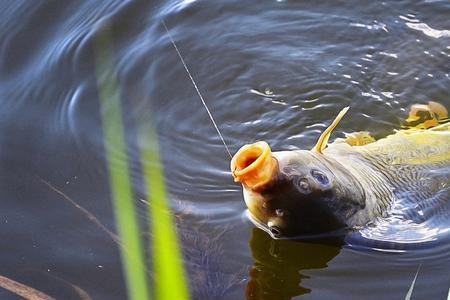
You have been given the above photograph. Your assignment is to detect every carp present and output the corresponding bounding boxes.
[231,103,450,238]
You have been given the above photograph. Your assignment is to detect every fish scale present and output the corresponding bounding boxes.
[341,124,450,226]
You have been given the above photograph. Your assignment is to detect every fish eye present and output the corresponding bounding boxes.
[292,176,311,193]
[275,208,285,217]
[311,169,329,185]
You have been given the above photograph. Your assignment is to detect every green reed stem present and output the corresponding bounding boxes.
[94,26,151,300]
[140,124,190,300]
[405,264,421,300]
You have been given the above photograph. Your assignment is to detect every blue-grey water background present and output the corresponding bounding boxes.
[0,0,449,299]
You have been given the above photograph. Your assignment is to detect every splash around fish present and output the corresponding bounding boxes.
[231,103,450,239]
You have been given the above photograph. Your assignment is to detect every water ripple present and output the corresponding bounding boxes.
[406,22,450,39]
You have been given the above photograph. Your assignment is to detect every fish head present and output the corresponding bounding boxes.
[231,141,363,238]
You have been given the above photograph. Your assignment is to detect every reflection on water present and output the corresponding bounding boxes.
[246,228,341,300]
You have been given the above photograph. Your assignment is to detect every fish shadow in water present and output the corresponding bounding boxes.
[246,228,342,300]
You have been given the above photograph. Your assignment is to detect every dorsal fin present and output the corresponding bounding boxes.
[312,106,350,153]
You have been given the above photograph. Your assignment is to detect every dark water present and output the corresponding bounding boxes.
[0,0,449,299]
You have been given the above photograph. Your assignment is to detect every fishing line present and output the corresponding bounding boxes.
[161,19,233,159]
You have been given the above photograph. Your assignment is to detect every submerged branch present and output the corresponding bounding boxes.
[30,270,92,300]
[39,178,121,245]
[0,274,55,300]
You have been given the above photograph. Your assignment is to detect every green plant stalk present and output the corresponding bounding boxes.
[140,125,190,300]
[94,27,151,300]
[405,264,421,300]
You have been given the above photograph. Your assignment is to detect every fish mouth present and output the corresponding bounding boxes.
[245,210,349,240]
[244,210,285,239]
[230,141,278,189]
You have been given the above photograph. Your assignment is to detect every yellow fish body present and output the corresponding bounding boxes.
[231,106,450,238]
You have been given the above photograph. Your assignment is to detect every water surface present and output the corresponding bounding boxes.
[0,0,449,299]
